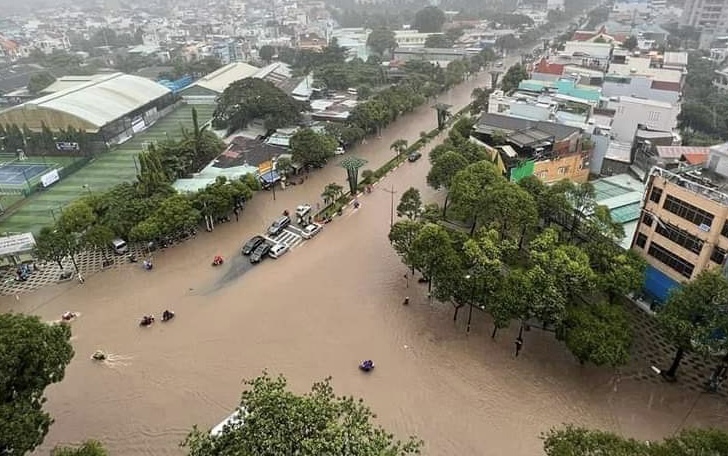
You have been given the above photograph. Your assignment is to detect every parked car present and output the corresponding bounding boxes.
[269,242,290,259]
[241,235,265,255]
[295,204,312,218]
[301,223,323,239]
[267,215,291,236]
[334,146,345,155]
[250,242,272,264]
[111,238,129,255]
[407,151,422,162]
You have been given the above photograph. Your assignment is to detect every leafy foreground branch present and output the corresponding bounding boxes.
[182,373,423,455]
[543,425,728,455]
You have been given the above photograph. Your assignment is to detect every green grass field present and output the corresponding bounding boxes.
[0,104,216,234]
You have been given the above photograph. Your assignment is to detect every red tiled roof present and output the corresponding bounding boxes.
[651,80,680,92]
[572,31,596,41]
[682,153,709,165]
[655,146,710,159]
[534,58,565,76]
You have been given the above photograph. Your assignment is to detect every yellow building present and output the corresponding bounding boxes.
[632,146,728,300]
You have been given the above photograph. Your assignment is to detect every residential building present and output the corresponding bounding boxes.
[393,30,431,48]
[680,0,728,48]
[632,144,728,301]
[559,41,613,70]
[608,96,680,142]
[593,173,646,250]
[471,113,591,184]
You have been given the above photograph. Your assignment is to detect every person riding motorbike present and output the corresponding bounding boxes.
[162,310,175,321]
[62,311,76,321]
[140,315,155,326]
[212,255,224,266]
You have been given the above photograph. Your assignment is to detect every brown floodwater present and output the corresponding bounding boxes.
[3,70,728,455]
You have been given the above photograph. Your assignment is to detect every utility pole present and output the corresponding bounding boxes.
[382,185,397,227]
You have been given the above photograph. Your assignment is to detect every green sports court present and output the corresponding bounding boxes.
[0,104,216,234]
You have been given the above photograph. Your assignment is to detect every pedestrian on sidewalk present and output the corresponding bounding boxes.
[77,272,85,284]
[514,336,523,357]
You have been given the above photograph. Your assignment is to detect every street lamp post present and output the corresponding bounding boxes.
[465,274,474,333]
[382,185,397,227]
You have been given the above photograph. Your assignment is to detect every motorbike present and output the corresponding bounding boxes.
[212,256,224,266]
[127,254,137,263]
[139,316,155,327]
[359,360,374,372]
[161,311,175,322]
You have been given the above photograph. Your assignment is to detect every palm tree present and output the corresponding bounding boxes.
[390,139,408,160]
[321,182,344,205]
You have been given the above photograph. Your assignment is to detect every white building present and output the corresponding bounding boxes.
[546,0,564,11]
[608,96,680,142]
[681,0,728,48]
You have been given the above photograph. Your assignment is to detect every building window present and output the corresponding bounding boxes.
[557,166,569,175]
[648,111,661,122]
[662,195,715,229]
[647,242,695,278]
[711,246,727,265]
[642,213,653,227]
[654,221,704,254]
[649,187,663,203]
[538,171,547,178]
[635,232,648,248]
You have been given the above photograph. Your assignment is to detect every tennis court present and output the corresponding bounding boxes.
[0,163,51,186]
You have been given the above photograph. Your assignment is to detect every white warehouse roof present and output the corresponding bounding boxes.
[1,73,171,130]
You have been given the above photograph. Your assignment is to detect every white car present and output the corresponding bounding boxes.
[295,204,312,218]
[334,146,345,155]
[269,242,290,259]
[301,223,323,239]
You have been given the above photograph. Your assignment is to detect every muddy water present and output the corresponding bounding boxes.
[3,72,728,455]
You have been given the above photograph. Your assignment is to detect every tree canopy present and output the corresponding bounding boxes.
[500,63,529,93]
[543,425,728,455]
[182,373,422,455]
[366,28,397,56]
[0,313,74,454]
[212,78,307,132]
[290,128,338,168]
[414,6,446,33]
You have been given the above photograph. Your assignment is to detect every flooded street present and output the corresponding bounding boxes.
[3,71,728,455]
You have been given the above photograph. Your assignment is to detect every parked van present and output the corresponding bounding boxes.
[111,238,129,255]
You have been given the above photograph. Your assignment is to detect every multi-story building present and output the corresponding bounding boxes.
[608,96,680,142]
[632,144,728,301]
[681,0,728,48]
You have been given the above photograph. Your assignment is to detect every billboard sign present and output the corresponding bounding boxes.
[56,142,79,151]
[0,232,36,256]
[40,169,60,188]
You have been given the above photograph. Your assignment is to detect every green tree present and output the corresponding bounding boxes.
[153,194,200,237]
[258,45,275,63]
[470,87,492,115]
[477,181,537,247]
[52,440,108,456]
[129,219,161,243]
[542,426,728,455]
[410,223,460,293]
[529,228,596,302]
[388,220,423,274]
[0,313,74,455]
[448,160,505,231]
[83,224,115,260]
[424,34,452,48]
[27,72,56,94]
[396,187,423,220]
[427,150,468,217]
[657,269,728,380]
[33,226,76,270]
[463,229,505,335]
[390,138,408,160]
[414,6,446,33]
[182,373,422,455]
[321,182,344,205]
[275,156,293,176]
[366,28,397,56]
[290,129,338,168]
[563,303,632,367]
[213,78,306,132]
[57,200,96,234]
[500,63,529,93]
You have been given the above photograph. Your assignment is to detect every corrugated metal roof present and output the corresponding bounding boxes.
[192,62,260,94]
[41,74,110,94]
[3,73,170,129]
[655,146,710,159]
